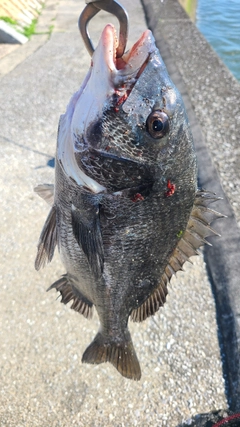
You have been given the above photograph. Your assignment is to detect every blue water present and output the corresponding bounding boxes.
[196,0,240,81]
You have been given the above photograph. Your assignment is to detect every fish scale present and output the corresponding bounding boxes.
[34,24,223,380]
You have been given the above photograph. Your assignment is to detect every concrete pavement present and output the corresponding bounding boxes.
[1,0,237,425]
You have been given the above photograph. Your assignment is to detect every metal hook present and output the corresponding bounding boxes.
[79,0,129,58]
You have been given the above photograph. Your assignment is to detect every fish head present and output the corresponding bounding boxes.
[58,24,196,193]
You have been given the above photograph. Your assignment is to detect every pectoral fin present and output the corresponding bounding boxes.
[71,202,104,278]
[35,206,57,270]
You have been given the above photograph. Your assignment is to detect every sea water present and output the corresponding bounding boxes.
[196,0,240,81]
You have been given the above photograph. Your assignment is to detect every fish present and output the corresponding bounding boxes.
[35,24,223,380]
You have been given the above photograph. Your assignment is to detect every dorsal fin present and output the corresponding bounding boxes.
[131,277,168,322]
[131,189,225,322]
[35,206,57,270]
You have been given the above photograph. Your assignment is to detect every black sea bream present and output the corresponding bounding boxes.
[35,24,222,380]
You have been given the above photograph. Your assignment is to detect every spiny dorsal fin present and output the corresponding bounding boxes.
[82,331,141,380]
[131,189,225,323]
[193,189,223,207]
[35,206,57,271]
[47,275,93,319]
[34,184,54,206]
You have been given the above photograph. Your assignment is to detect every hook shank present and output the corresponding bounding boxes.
[79,0,129,58]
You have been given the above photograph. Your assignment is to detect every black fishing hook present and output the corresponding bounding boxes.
[79,0,129,58]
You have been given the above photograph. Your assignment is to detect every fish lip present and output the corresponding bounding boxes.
[98,24,117,73]
[99,24,155,81]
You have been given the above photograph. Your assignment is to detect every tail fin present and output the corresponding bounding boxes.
[82,332,141,380]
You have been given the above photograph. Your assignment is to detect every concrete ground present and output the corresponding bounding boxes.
[1,0,238,425]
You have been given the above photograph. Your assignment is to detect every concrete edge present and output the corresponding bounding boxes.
[0,34,48,78]
[141,0,240,412]
[0,20,28,44]
[0,0,58,78]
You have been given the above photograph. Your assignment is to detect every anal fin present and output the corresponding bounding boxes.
[48,275,93,319]
[35,206,57,271]
[82,331,141,380]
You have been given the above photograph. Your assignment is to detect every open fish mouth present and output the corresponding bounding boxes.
[102,24,153,73]
[98,24,155,98]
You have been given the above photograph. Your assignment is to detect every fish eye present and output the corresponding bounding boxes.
[146,110,169,139]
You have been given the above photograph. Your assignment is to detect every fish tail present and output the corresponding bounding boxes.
[82,331,141,380]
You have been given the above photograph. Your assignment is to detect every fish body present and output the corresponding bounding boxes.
[35,25,222,380]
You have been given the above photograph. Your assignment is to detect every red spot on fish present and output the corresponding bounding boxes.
[165,180,176,197]
[116,93,128,106]
[131,193,144,202]
[105,145,111,152]
[114,90,131,112]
